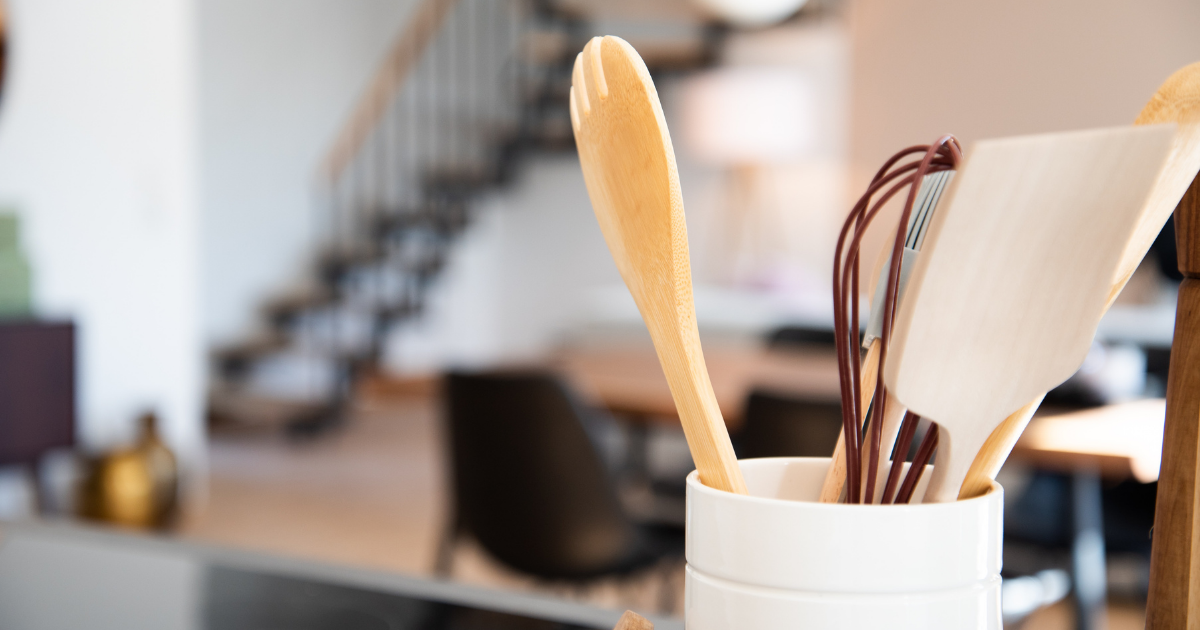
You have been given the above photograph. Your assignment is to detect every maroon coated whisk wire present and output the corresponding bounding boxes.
[880,411,920,504]
[832,136,961,504]
[896,424,940,504]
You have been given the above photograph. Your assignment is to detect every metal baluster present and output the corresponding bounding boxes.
[374,98,386,217]
[369,123,381,235]
[437,9,450,176]
[425,5,438,191]
[510,0,522,142]
[447,3,458,177]
[344,156,357,250]
[464,0,475,170]
[356,148,365,245]
[395,92,405,212]
[408,80,419,209]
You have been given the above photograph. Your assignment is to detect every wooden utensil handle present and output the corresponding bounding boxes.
[921,423,995,503]
[819,339,880,502]
[652,326,747,495]
[958,396,1044,499]
[863,390,908,503]
[1147,180,1200,628]
[614,610,653,630]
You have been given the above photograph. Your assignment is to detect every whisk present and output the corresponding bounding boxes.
[830,136,961,504]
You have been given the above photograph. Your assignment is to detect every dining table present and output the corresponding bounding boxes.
[553,337,841,431]
[555,335,1164,630]
[1008,398,1165,630]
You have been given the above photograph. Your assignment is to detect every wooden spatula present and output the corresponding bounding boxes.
[570,36,746,494]
[883,125,1175,503]
[958,62,1200,500]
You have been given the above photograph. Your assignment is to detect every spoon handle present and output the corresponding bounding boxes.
[922,424,996,503]
[818,339,880,502]
[650,323,747,495]
[958,396,1043,499]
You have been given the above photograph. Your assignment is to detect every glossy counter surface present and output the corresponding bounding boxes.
[0,521,682,630]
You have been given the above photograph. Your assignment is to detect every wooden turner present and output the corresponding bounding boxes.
[570,36,746,494]
[958,62,1200,500]
[883,125,1176,503]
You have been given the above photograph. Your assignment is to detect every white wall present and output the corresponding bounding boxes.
[686,21,850,300]
[383,143,842,372]
[383,25,853,371]
[199,0,417,345]
[385,155,623,372]
[0,0,202,460]
[0,0,426,466]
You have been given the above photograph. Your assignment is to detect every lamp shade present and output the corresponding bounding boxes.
[679,66,816,165]
[691,0,809,28]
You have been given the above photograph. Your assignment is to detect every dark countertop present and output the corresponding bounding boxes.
[0,520,683,630]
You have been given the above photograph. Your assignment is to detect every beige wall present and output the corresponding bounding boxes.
[847,0,1200,268]
[850,0,1200,177]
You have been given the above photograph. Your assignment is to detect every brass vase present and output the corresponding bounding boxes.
[79,412,178,530]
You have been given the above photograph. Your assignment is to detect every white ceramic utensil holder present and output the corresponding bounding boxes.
[685,457,1003,630]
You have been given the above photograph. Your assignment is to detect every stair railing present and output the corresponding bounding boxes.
[319,0,528,254]
[320,0,461,185]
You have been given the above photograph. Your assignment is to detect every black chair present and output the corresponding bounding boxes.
[764,326,837,351]
[736,389,843,459]
[438,370,682,581]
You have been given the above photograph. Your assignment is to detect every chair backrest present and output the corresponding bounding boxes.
[764,326,837,351]
[443,370,636,579]
[737,389,843,459]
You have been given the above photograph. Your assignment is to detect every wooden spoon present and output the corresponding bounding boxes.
[570,36,746,494]
[883,125,1175,503]
[958,62,1200,500]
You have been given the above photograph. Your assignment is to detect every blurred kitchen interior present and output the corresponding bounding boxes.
[0,0,1196,628]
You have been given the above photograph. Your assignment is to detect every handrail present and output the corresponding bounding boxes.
[320,0,461,183]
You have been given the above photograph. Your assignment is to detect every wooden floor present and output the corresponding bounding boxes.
[179,394,446,574]
[1024,600,1145,630]
[177,390,1145,627]
[179,391,680,615]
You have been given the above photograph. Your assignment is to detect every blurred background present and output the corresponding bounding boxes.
[0,0,1196,628]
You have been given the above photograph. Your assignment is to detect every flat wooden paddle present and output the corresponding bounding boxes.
[883,125,1175,503]
[959,62,1200,500]
[570,36,746,494]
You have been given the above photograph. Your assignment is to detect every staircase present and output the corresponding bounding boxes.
[208,0,723,435]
